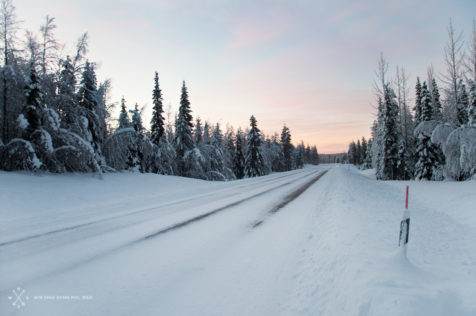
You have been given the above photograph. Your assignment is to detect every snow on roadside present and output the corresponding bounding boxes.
[287,165,476,315]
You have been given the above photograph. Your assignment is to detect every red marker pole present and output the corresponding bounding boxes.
[399,185,410,257]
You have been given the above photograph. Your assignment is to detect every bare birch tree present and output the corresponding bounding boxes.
[441,19,465,124]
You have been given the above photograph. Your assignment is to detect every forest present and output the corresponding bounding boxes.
[347,20,476,181]
[0,0,319,180]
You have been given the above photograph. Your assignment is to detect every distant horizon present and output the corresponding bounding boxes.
[12,0,476,154]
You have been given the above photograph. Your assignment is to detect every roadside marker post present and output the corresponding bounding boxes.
[399,185,410,256]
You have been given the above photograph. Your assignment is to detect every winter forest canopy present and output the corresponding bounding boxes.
[0,0,319,180]
[348,19,476,181]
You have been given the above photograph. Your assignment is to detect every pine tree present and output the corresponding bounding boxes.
[118,97,130,129]
[431,78,443,120]
[244,115,265,177]
[280,124,292,171]
[421,81,433,122]
[414,77,423,124]
[233,129,245,179]
[150,71,165,145]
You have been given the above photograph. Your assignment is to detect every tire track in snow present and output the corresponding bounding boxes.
[6,169,326,287]
[252,170,328,228]
[0,169,312,248]
[140,169,328,239]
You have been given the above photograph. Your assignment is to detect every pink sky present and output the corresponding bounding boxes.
[13,0,476,153]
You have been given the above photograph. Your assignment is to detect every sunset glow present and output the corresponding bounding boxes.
[14,0,475,153]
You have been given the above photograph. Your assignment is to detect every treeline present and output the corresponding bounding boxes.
[0,1,319,180]
[348,20,476,181]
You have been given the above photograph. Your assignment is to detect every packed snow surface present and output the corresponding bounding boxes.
[0,165,475,315]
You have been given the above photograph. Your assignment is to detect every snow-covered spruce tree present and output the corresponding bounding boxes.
[304,145,311,164]
[268,133,284,172]
[223,126,236,179]
[2,66,44,171]
[206,123,226,180]
[396,142,412,180]
[127,104,143,170]
[57,56,78,129]
[456,80,469,126]
[131,103,155,173]
[310,145,319,165]
[361,137,368,165]
[156,134,176,175]
[414,87,446,180]
[104,126,136,171]
[356,139,362,165]
[77,61,104,170]
[281,124,292,171]
[53,61,107,173]
[414,133,445,180]
[130,103,143,134]
[364,138,373,169]
[421,81,433,122]
[105,103,154,173]
[175,81,197,177]
[244,115,265,177]
[194,117,202,145]
[202,121,210,145]
[118,97,130,129]
[150,71,165,145]
[233,128,245,179]
[180,81,193,129]
[348,141,357,165]
[469,80,476,126]
[380,84,401,180]
[293,142,305,169]
[431,78,443,121]
[413,77,423,124]
[260,135,273,175]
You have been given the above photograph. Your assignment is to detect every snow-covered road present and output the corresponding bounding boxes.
[1,165,475,315]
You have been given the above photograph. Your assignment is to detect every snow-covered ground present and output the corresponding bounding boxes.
[0,165,475,315]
